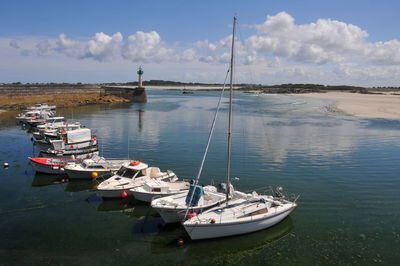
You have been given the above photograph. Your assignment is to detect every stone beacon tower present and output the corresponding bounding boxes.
[132,66,147,102]
[102,66,147,102]
[137,66,144,88]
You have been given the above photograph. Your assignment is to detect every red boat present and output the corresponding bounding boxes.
[29,157,79,174]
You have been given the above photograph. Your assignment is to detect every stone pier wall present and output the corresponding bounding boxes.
[0,85,104,96]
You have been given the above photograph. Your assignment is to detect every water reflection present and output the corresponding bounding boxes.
[86,196,158,219]
[31,174,97,192]
[236,95,400,165]
[1,90,400,265]
[94,198,136,213]
[148,217,294,260]
[0,110,20,129]
[65,180,97,192]
[31,173,67,187]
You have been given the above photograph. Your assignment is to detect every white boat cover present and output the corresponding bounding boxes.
[67,128,91,143]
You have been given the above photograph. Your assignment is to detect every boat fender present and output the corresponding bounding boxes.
[210,218,216,224]
[121,191,128,198]
[91,172,99,179]
[130,161,140,166]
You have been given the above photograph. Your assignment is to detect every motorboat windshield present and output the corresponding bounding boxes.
[116,167,144,179]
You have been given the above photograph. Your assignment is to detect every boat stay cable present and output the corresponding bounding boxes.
[183,68,230,219]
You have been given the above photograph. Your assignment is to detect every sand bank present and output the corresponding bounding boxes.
[294,91,400,119]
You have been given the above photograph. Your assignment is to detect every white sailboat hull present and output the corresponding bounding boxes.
[156,209,185,223]
[183,205,296,240]
[155,207,205,223]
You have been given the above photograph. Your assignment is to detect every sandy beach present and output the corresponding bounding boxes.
[294,91,400,119]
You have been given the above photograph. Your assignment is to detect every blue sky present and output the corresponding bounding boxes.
[1,0,400,86]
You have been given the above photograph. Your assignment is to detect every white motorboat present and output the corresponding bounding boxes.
[24,110,56,127]
[39,128,99,159]
[130,179,190,203]
[36,116,67,129]
[151,183,228,223]
[64,156,130,179]
[183,17,298,240]
[16,103,56,124]
[25,103,56,112]
[96,162,178,198]
[16,110,43,124]
[32,122,82,142]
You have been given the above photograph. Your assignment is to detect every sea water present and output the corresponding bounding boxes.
[0,89,399,265]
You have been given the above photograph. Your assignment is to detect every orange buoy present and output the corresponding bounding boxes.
[91,172,99,179]
[130,161,140,166]
[121,191,128,198]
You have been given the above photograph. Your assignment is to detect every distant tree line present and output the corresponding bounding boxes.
[1,81,399,91]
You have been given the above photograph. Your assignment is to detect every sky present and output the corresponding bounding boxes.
[1,0,400,86]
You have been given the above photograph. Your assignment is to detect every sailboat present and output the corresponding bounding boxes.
[183,17,298,240]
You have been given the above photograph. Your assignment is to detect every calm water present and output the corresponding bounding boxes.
[0,89,399,265]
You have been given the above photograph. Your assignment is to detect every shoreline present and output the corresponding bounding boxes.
[291,91,400,119]
[2,88,400,120]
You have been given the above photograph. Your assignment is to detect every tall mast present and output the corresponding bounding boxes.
[226,16,236,202]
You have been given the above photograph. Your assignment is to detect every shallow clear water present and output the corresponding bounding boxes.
[0,89,399,265]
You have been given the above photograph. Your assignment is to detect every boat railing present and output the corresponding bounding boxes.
[246,185,299,203]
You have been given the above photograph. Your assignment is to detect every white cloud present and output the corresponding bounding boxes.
[256,11,295,34]
[1,12,400,86]
[82,32,123,61]
[9,40,20,49]
[55,33,83,57]
[365,40,400,65]
[178,48,196,62]
[121,31,172,62]
[249,11,400,68]
[36,40,52,56]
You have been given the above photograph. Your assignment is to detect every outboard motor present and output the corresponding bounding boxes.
[274,186,285,198]
[217,183,228,194]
